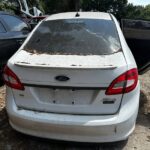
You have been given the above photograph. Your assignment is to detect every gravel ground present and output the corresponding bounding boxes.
[0,71,150,150]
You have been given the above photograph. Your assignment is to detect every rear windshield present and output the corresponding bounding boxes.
[24,19,121,55]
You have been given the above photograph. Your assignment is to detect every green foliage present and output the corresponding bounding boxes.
[41,0,127,19]
[39,0,150,20]
[0,0,16,13]
[125,4,143,19]
[81,0,127,19]
[0,0,150,20]
[41,0,79,14]
[142,5,150,20]
[125,3,150,20]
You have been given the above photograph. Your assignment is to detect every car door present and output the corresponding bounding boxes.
[121,19,150,74]
[0,14,30,62]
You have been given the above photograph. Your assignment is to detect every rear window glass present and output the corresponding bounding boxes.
[0,22,6,32]
[1,15,28,32]
[24,19,121,55]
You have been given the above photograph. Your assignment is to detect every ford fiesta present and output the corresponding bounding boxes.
[3,12,140,142]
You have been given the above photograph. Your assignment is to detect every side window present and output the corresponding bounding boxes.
[1,15,28,32]
[0,22,6,32]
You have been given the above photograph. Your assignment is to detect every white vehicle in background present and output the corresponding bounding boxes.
[4,12,140,142]
[18,0,43,17]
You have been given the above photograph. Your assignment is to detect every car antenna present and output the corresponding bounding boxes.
[75,12,80,17]
[75,1,80,17]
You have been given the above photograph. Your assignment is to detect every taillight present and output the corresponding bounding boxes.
[3,66,24,90]
[106,68,138,95]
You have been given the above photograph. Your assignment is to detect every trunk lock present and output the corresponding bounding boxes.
[103,98,116,104]
[55,75,70,81]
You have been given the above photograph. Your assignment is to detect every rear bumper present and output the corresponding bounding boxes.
[6,83,140,143]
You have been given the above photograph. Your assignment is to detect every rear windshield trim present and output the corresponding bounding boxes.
[24,18,121,55]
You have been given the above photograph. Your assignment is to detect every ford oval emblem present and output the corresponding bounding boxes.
[55,75,70,81]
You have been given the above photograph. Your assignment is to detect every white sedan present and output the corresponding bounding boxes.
[4,12,140,142]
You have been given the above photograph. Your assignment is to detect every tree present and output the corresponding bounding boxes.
[125,3,150,20]
[143,5,150,20]
[2,0,150,21]
[0,0,17,13]
[125,3,144,19]
[41,0,80,14]
[81,0,128,20]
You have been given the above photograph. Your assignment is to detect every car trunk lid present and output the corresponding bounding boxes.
[11,50,127,115]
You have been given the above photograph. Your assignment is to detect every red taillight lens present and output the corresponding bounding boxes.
[3,66,24,90]
[106,68,138,95]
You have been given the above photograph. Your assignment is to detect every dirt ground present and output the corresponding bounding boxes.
[0,71,150,150]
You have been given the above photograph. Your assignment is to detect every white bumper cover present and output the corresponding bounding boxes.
[6,83,140,143]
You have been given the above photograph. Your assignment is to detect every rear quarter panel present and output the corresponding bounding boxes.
[111,14,137,70]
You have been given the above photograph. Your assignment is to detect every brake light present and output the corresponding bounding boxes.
[3,66,24,90]
[106,68,138,95]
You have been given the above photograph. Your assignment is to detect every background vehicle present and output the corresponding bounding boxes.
[0,11,30,83]
[122,19,150,74]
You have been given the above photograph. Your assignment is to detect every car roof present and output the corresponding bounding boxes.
[0,11,12,15]
[45,12,112,21]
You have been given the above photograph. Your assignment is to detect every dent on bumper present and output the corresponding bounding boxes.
[6,83,140,142]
